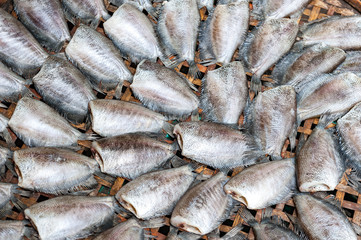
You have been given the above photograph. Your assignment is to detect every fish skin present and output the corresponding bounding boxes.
[171,172,233,235]
[25,196,118,240]
[0,8,48,77]
[13,147,99,194]
[116,165,196,219]
[241,18,298,93]
[253,0,311,19]
[13,0,70,52]
[299,16,361,50]
[272,44,346,86]
[0,182,14,209]
[0,220,27,240]
[334,51,361,76]
[294,194,357,240]
[173,121,263,169]
[224,158,296,209]
[92,133,176,179]
[89,99,172,137]
[297,127,344,192]
[33,56,96,124]
[131,60,199,119]
[245,85,297,157]
[8,97,90,147]
[200,61,248,125]
[65,25,133,92]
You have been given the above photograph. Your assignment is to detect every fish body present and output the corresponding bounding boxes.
[334,51,361,76]
[0,220,27,240]
[253,0,311,19]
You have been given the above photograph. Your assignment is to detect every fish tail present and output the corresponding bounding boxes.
[239,207,258,226]
[187,62,200,80]
[13,188,32,197]
[162,121,174,137]
[250,74,262,94]
[140,217,166,228]
[11,196,27,211]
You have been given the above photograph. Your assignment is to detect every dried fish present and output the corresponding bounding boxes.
[0,113,13,146]
[171,172,233,235]
[116,165,196,219]
[294,194,357,240]
[13,0,70,52]
[245,85,297,158]
[109,0,157,20]
[8,97,93,147]
[65,25,133,92]
[200,61,248,125]
[25,196,119,240]
[334,51,361,76]
[199,0,249,65]
[197,0,214,10]
[241,18,298,93]
[272,44,346,86]
[0,182,29,214]
[92,133,177,179]
[89,99,173,137]
[253,0,311,19]
[130,60,199,119]
[0,8,48,77]
[224,158,296,209]
[0,220,32,240]
[173,121,263,169]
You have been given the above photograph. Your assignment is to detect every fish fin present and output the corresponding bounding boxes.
[296,133,307,156]
[81,133,99,141]
[261,207,274,219]
[24,225,38,240]
[239,207,258,226]
[3,129,16,148]
[11,196,27,211]
[250,74,262,94]
[352,223,361,235]
[318,111,346,129]
[221,224,246,240]
[187,61,201,81]
[290,7,305,19]
[13,188,31,197]
[160,56,181,69]
[140,217,166,228]
[94,171,116,184]
[162,121,174,137]
[0,203,12,218]
[345,164,361,193]
[113,202,133,218]
[169,155,187,168]
[270,155,283,161]
[5,159,17,177]
[114,82,124,99]
[242,96,253,128]
[238,28,256,65]
[272,50,302,86]
[191,110,200,121]
[198,9,215,62]
[170,141,180,151]
[179,71,199,92]
[288,121,298,151]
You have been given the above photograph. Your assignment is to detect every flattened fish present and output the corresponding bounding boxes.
[109,0,157,20]
[89,99,173,137]
[116,165,196,219]
[0,220,32,240]
[130,60,199,119]
[241,18,298,93]
[224,158,296,209]
[245,85,297,157]
[334,51,361,76]
[0,8,48,77]
[13,0,70,52]
[253,0,311,19]
[200,61,248,125]
[0,182,28,214]
[272,44,346,86]
[65,25,133,92]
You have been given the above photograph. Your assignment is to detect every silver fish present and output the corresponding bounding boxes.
[0,220,30,240]
[245,85,297,158]
[224,158,296,209]
[0,8,48,77]
[299,16,361,50]
[334,51,361,76]
[109,0,157,20]
[25,196,118,240]
[272,44,346,86]
[8,97,93,147]
[116,165,196,219]
[294,194,357,240]
[130,60,199,119]
[241,18,298,93]
[173,121,263,169]
[200,61,248,125]
[92,133,177,179]
[65,25,133,92]
[32,56,96,124]
[13,0,70,52]
[199,0,249,65]
[253,0,311,19]
[62,0,110,28]
[89,99,173,137]
[171,172,233,235]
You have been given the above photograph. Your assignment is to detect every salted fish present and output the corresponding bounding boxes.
[115,165,196,219]
[0,220,31,240]
[109,0,157,19]
[334,51,361,76]
[0,8,48,77]
[201,61,248,125]
[0,182,29,215]
[65,25,133,92]
[89,99,173,137]
[253,0,311,19]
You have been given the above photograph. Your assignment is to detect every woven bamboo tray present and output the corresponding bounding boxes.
[0,0,360,239]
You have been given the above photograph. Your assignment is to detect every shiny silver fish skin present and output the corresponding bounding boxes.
[62,0,110,28]
[199,0,249,65]
[89,99,173,137]
[294,194,357,240]
[334,51,361,76]
[25,196,118,240]
[65,25,133,92]
[131,60,199,119]
[224,158,296,209]
[33,56,96,124]
[297,127,344,192]
[299,16,361,50]
[13,0,70,52]
[92,133,176,179]
[272,44,346,86]
[173,121,263,169]
[252,0,311,19]
[14,147,99,194]
[245,85,297,157]
[116,165,196,219]
[0,8,48,77]
[241,18,298,93]
[0,220,27,240]
[8,97,91,147]
[200,61,248,125]
[171,172,233,235]
[0,182,14,209]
